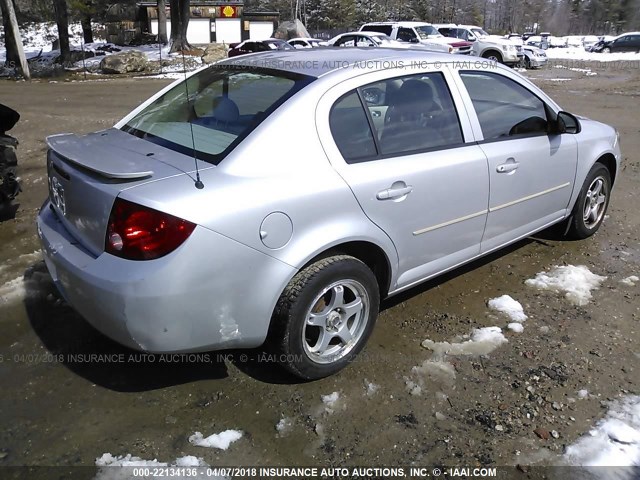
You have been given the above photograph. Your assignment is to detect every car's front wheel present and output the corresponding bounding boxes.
[567,163,611,239]
[602,47,611,53]
[270,255,379,379]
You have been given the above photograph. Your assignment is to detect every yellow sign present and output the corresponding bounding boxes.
[221,5,236,17]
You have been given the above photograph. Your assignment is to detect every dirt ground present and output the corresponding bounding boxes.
[0,63,638,475]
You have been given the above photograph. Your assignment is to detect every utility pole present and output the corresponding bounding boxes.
[0,0,29,79]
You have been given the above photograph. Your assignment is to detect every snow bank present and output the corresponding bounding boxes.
[564,396,640,474]
[545,47,640,62]
[525,265,606,306]
[488,295,528,323]
[188,430,243,450]
[421,326,508,356]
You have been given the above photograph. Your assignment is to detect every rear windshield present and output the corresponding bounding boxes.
[122,66,314,164]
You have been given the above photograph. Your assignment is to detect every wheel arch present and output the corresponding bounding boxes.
[482,49,503,60]
[596,152,617,186]
[300,240,393,299]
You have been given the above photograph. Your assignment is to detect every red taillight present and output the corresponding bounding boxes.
[106,198,196,260]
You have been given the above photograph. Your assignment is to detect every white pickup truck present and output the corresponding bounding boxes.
[435,24,522,65]
[359,22,473,55]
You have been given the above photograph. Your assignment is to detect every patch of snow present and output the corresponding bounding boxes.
[0,276,25,305]
[488,294,527,323]
[322,391,340,407]
[364,380,380,397]
[578,389,590,399]
[564,396,640,472]
[525,265,606,306]
[405,377,423,396]
[321,391,343,413]
[188,430,242,450]
[95,453,218,480]
[96,453,167,467]
[276,417,293,434]
[175,456,208,467]
[508,322,525,333]
[412,360,457,382]
[620,276,639,287]
[422,326,508,356]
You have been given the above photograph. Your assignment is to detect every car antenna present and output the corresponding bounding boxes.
[181,48,204,189]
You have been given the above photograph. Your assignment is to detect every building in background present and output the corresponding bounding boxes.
[137,1,279,45]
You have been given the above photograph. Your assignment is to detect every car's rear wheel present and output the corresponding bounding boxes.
[270,255,379,380]
[482,50,503,63]
[566,163,611,239]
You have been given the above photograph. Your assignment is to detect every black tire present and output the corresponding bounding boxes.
[482,50,503,63]
[524,57,531,69]
[602,47,611,54]
[269,255,379,380]
[566,163,611,239]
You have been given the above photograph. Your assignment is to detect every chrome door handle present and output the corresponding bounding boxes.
[377,183,413,200]
[496,158,519,173]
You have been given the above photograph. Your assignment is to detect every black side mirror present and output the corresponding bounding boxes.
[410,38,419,43]
[556,111,581,134]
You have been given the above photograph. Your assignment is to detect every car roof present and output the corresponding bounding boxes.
[217,48,457,78]
[362,21,435,27]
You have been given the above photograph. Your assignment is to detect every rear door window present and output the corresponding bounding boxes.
[329,91,377,163]
[328,72,464,162]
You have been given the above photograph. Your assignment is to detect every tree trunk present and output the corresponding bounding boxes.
[169,0,191,53]
[158,0,168,44]
[53,0,71,64]
[81,13,93,44]
[0,0,29,79]
[0,0,19,65]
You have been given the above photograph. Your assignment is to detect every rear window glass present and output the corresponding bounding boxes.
[122,67,314,165]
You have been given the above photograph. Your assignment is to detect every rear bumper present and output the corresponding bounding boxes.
[37,201,296,353]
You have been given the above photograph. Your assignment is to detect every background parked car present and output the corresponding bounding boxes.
[588,36,617,52]
[599,32,640,53]
[522,45,548,68]
[228,39,294,57]
[360,22,473,54]
[436,24,521,65]
[327,31,425,50]
[288,38,326,49]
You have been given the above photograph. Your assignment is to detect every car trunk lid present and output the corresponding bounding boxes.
[46,128,202,257]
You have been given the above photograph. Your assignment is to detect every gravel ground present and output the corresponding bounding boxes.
[0,63,638,474]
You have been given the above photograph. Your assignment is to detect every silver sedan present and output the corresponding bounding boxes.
[38,49,621,379]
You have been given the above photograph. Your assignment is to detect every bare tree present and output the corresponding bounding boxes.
[0,0,19,65]
[169,0,191,53]
[158,0,168,44]
[53,0,71,63]
[0,0,30,79]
